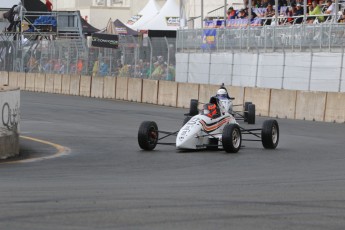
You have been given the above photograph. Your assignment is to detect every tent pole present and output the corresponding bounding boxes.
[201,0,204,28]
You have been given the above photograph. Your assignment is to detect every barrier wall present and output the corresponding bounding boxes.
[177,83,199,108]
[0,71,8,86]
[4,72,345,123]
[116,77,128,100]
[127,78,142,103]
[158,81,178,107]
[142,79,158,104]
[103,76,116,99]
[35,73,45,92]
[45,74,55,93]
[0,87,20,159]
[80,76,92,97]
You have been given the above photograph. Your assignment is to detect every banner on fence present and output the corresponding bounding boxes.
[91,33,119,49]
[201,29,216,50]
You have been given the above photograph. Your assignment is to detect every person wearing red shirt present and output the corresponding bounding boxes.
[46,0,53,11]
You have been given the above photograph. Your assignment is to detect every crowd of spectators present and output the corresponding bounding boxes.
[206,0,345,27]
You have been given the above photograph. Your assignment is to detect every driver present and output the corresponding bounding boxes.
[203,103,219,118]
[209,84,233,115]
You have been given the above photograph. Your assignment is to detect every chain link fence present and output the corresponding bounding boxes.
[177,23,345,53]
[0,34,176,81]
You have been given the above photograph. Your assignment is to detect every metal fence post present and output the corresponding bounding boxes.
[339,44,344,92]
[147,37,153,80]
[308,48,313,91]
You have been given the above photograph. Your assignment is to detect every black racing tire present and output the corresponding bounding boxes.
[244,101,252,122]
[261,119,279,149]
[189,99,199,116]
[222,124,242,153]
[247,104,256,124]
[138,121,159,151]
[206,138,219,150]
[182,116,192,126]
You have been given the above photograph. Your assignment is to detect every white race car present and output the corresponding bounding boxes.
[138,98,279,153]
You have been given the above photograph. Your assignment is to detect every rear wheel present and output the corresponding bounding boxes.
[244,102,252,122]
[138,121,158,150]
[247,104,256,124]
[222,124,242,153]
[189,99,199,116]
[261,119,279,149]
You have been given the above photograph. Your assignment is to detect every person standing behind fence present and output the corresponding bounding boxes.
[92,60,99,77]
[46,0,53,12]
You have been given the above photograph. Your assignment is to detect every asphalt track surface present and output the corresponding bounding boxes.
[1,91,345,230]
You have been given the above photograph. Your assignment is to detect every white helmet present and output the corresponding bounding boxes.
[216,88,228,99]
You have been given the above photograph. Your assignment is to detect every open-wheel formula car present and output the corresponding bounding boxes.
[138,97,279,153]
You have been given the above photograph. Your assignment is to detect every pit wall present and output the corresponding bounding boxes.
[2,71,345,123]
[0,86,20,159]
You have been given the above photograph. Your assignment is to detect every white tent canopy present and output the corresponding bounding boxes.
[140,0,180,31]
[126,0,160,30]
[0,0,19,8]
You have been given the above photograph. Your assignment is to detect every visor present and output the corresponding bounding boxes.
[217,94,228,99]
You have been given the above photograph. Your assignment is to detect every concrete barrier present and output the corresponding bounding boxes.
[8,72,19,88]
[34,73,46,92]
[244,87,271,116]
[142,79,158,104]
[295,91,327,121]
[53,74,62,94]
[269,89,297,119]
[198,84,219,109]
[25,73,36,91]
[17,72,26,90]
[61,75,71,94]
[70,75,80,96]
[127,78,142,102]
[0,87,20,159]
[45,74,55,93]
[116,77,128,100]
[324,92,345,123]
[80,75,91,97]
[103,76,116,99]
[0,71,8,86]
[158,81,178,107]
[177,83,199,108]
[91,76,104,98]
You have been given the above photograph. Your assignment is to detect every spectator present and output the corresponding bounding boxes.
[264,4,275,24]
[308,0,325,23]
[151,62,164,80]
[325,0,336,17]
[227,7,236,19]
[92,60,99,77]
[7,2,25,32]
[338,9,345,22]
[237,8,248,19]
[294,3,304,23]
[46,0,53,12]
[99,61,109,76]
[77,59,83,74]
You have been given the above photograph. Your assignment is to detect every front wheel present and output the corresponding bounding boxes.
[138,121,158,150]
[222,124,242,153]
[261,119,279,149]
